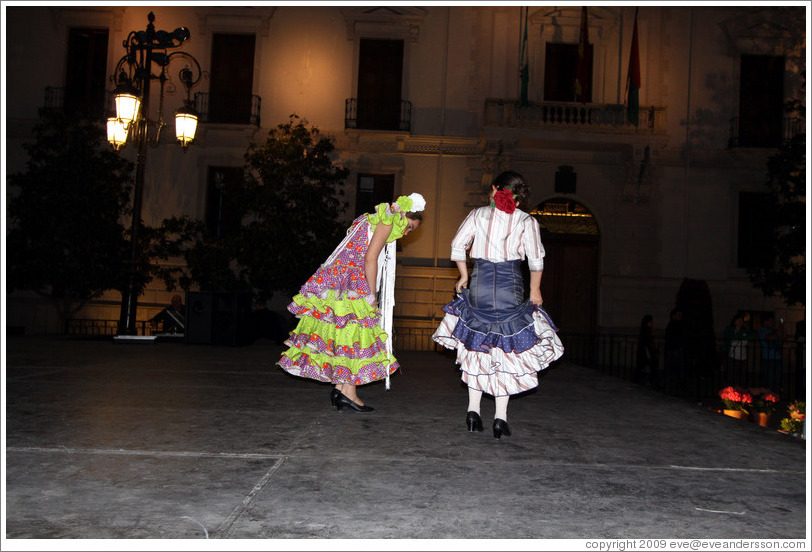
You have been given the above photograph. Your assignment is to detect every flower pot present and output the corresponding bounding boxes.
[722,409,748,420]
[752,412,771,427]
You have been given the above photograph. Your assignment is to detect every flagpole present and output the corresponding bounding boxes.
[617,10,624,104]
[626,6,641,126]
[519,6,529,106]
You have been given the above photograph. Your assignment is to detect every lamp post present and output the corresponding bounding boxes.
[108,12,204,337]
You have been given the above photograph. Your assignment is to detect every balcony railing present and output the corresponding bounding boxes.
[193,92,261,126]
[385,322,805,404]
[345,98,412,132]
[43,87,260,128]
[43,86,111,119]
[728,117,803,148]
[484,99,666,133]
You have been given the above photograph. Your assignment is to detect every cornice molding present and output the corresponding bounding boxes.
[341,6,427,43]
[195,7,276,37]
[50,6,124,32]
[719,7,805,56]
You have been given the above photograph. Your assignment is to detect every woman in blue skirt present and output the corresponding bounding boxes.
[432,171,564,438]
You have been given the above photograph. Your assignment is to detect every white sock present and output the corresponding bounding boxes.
[467,388,483,414]
[495,395,509,421]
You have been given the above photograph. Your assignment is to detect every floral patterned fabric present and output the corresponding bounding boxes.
[278,207,403,385]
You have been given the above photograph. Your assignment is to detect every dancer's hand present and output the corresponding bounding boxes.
[455,275,469,294]
[530,289,543,306]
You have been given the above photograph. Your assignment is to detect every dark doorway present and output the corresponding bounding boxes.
[532,198,599,335]
[209,34,256,124]
[355,173,395,217]
[357,38,404,130]
[544,42,593,102]
[206,166,243,239]
[738,55,784,147]
[65,27,109,118]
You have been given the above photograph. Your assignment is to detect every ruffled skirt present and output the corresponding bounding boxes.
[432,259,564,396]
[277,217,399,385]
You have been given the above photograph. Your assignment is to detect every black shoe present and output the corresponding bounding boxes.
[330,388,341,408]
[493,418,511,439]
[335,393,375,412]
[466,411,484,432]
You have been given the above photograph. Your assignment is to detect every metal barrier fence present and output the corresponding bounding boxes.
[389,325,805,402]
[560,332,805,402]
[67,319,150,337]
[65,318,804,402]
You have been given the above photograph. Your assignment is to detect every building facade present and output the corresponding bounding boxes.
[4,5,807,345]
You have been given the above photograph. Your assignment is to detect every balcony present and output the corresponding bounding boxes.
[728,116,803,148]
[484,99,666,133]
[345,98,412,132]
[194,92,261,127]
[43,86,108,119]
[43,87,261,128]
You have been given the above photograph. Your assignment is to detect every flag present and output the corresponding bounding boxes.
[519,6,529,106]
[626,8,641,126]
[575,6,591,103]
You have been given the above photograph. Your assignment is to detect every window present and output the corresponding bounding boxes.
[544,42,592,102]
[206,167,243,239]
[65,27,109,118]
[208,34,256,124]
[738,55,785,148]
[357,38,404,130]
[355,174,394,217]
[737,192,773,269]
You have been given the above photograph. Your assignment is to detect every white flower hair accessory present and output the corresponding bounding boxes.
[394,192,426,213]
[407,193,426,212]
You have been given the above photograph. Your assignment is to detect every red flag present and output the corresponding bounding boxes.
[626,8,641,125]
[575,6,591,103]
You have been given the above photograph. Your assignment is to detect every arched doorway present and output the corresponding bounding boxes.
[530,198,599,335]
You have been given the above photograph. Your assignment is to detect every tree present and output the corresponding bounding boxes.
[239,114,350,298]
[747,127,806,307]
[7,108,135,332]
[160,115,349,301]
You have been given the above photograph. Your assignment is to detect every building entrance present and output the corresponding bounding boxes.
[530,198,599,335]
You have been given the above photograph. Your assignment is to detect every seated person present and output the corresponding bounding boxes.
[149,294,185,334]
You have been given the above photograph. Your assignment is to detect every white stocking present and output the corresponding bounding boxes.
[495,395,509,421]
[467,388,483,414]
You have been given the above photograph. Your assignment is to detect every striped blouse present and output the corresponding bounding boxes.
[450,206,545,271]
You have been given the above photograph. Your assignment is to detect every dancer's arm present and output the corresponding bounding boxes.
[454,260,469,293]
[364,222,393,305]
[529,270,543,306]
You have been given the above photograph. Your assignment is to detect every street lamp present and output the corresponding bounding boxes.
[108,12,204,337]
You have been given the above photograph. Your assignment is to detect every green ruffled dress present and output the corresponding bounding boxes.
[278,202,409,385]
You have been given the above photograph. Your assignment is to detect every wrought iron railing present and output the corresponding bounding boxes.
[43,86,111,119]
[344,98,412,132]
[387,324,805,403]
[192,92,261,126]
[559,332,804,402]
[44,87,260,129]
[484,99,666,132]
[67,319,151,336]
[728,116,804,148]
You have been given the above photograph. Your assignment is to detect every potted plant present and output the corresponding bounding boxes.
[778,400,805,437]
[718,386,752,420]
[747,387,780,426]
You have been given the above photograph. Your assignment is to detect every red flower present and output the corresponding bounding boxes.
[494,189,516,214]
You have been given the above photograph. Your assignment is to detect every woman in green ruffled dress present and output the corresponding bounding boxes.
[278,193,426,412]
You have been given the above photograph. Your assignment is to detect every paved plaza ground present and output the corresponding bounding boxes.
[3,335,809,548]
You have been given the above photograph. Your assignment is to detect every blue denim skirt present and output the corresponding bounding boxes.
[469,258,525,311]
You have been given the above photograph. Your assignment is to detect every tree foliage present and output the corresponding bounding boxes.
[7,108,135,330]
[160,115,349,300]
[747,131,806,307]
